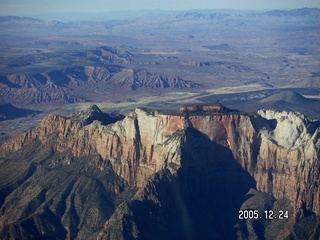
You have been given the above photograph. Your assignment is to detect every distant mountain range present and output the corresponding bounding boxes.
[0,67,199,105]
[1,7,319,22]
[0,7,319,113]
[0,16,43,22]
[0,8,320,238]
[0,46,200,105]
[166,7,320,20]
[263,7,320,17]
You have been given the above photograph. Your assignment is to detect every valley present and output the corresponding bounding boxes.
[0,7,320,239]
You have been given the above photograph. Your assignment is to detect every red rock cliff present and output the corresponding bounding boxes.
[1,105,320,220]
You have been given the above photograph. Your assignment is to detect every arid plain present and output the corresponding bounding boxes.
[1,8,320,239]
[1,8,320,142]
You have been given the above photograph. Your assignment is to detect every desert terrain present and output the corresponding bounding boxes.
[0,8,320,239]
[0,8,320,141]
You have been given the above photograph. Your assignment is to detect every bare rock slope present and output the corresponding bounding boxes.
[0,104,320,239]
[0,67,199,105]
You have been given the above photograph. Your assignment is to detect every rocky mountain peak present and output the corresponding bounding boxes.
[259,90,312,105]
[0,105,320,239]
[258,109,320,150]
[87,104,103,114]
[69,104,123,126]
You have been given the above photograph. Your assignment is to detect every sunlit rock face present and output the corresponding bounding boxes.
[1,104,319,239]
[255,109,320,219]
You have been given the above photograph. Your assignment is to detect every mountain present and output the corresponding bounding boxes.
[0,16,43,23]
[0,65,199,105]
[89,46,133,63]
[0,45,199,106]
[0,16,71,37]
[69,104,124,126]
[0,103,39,122]
[30,10,177,22]
[263,8,320,18]
[259,90,312,105]
[112,69,200,90]
[258,91,320,119]
[174,8,320,20]
[0,104,320,239]
[296,72,320,88]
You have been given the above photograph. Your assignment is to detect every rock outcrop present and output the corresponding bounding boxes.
[0,104,319,239]
[0,65,200,105]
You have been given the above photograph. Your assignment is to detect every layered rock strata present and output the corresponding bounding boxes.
[1,104,320,238]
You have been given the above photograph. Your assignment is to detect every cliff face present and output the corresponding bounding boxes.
[254,110,320,219]
[1,104,320,239]
[1,108,186,187]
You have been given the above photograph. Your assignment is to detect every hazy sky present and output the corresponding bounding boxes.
[1,0,319,16]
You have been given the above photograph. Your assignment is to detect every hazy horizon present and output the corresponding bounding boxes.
[1,0,320,20]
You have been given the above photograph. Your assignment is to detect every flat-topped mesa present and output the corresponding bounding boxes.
[1,104,320,222]
[178,103,236,115]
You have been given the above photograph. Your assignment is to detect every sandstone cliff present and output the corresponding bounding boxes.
[0,104,320,239]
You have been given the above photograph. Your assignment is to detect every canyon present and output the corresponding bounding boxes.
[0,104,319,239]
[0,7,320,239]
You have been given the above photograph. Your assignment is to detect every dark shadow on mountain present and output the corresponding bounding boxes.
[0,150,124,239]
[177,127,256,239]
[307,120,320,135]
[0,103,41,122]
[104,127,257,240]
[32,73,47,85]
[0,76,20,88]
[113,169,198,240]
[250,114,278,132]
[69,104,124,126]
[65,67,89,81]
[287,215,320,239]
[47,70,71,87]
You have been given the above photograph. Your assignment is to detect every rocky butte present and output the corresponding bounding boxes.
[0,104,320,239]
